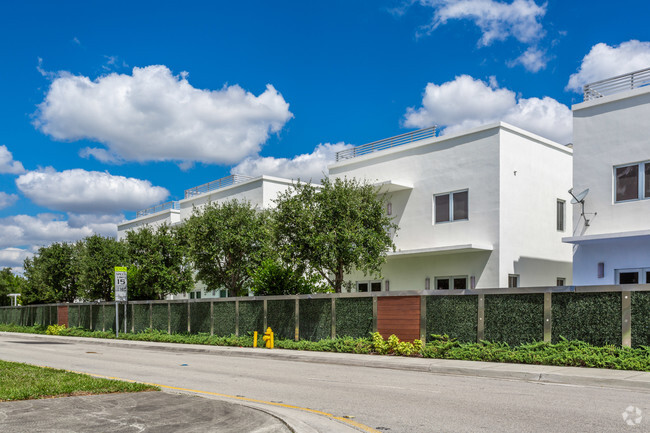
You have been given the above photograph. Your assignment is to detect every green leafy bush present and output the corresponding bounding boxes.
[45,324,67,335]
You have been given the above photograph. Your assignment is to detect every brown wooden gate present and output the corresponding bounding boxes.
[57,305,68,327]
[377,296,420,341]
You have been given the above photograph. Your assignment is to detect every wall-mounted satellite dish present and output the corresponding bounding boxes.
[568,188,593,227]
[570,188,589,204]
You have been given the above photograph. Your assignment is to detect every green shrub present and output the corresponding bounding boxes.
[45,324,67,335]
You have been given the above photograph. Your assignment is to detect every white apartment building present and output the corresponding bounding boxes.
[329,122,574,291]
[117,174,303,298]
[563,68,650,286]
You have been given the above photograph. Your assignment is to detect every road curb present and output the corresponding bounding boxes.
[3,331,650,392]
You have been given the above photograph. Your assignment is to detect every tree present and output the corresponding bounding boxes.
[0,268,24,306]
[249,258,328,296]
[183,200,272,297]
[77,235,128,301]
[274,177,397,293]
[21,243,81,304]
[125,224,193,300]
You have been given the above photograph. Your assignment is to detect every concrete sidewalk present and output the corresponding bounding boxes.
[3,331,650,392]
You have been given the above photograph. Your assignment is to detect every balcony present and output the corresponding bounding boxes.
[583,67,650,101]
[136,201,179,218]
[184,174,254,199]
[335,126,436,162]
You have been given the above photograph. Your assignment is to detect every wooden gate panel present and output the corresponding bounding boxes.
[57,305,68,327]
[377,296,420,341]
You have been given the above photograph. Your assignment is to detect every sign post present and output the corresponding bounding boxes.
[114,267,127,338]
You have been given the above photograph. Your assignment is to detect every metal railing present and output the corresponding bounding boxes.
[583,67,650,101]
[136,201,179,218]
[184,174,254,199]
[335,126,437,162]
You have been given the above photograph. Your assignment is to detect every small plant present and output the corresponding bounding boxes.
[371,332,423,356]
[45,324,67,335]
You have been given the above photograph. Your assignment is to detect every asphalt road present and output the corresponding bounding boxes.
[1,334,648,432]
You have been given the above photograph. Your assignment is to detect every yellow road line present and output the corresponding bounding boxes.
[66,368,380,433]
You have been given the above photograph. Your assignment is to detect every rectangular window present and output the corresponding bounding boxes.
[615,164,639,202]
[435,278,450,290]
[434,190,469,223]
[618,271,639,284]
[357,281,382,292]
[357,282,369,292]
[508,274,519,288]
[556,278,565,286]
[435,276,467,290]
[556,200,565,231]
[370,282,382,292]
[434,194,450,223]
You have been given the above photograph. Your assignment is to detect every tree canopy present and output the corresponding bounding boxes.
[183,200,272,297]
[22,242,80,304]
[274,177,396,293]
[0,268,24,306]
[77,235,128,301]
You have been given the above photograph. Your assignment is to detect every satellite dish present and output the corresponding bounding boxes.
[570,188,589,204]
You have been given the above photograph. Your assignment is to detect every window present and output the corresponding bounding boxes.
[556,200,565,231]
[615,162,650,202]
[434,190,468,223]
[556,278,565,286]
[616,268,650,284]
[357,281,382,292]
[435,276,467,290]
[508,274,519,288]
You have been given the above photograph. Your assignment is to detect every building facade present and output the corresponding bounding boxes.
[329,122,574,291]
[563,69,650,285]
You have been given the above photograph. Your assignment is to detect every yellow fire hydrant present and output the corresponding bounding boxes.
[262,327,274,349]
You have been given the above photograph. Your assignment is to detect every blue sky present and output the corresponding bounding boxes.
[1,0,649,271]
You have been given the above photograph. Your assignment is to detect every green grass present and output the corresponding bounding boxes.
[2,324,649,372]
[0,359,159,401]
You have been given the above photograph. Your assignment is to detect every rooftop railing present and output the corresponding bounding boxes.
[583,67,650,101]
[136,201,179,218]
[335,126,437,162]
[184,174,254,199]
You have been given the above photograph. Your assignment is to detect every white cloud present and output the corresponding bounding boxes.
[0,145,26,174]
[567,40,650,92]
[16,168,169,214]
[34,65,293,166]
[0,214,97,249]
[418,0,547,46]
[404,75,572,144]
[231,142,353,182]
[0,192,18,209]
[508,46,547,72]
[0,247,34,269]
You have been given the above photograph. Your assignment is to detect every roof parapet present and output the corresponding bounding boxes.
[184,174,254,199]
[583,67,650,101]
[335,126,436,162]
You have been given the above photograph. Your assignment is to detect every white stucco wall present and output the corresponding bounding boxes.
[116,209,180,241]
[572,87,650,236]
[569,87,650,285]
[498,127,573,287]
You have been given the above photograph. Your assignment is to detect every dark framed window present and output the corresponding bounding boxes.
[435,276,467,290]
[556,199,565,231]
[508,274,519,288]
[615,164,639,202]
[434,190,469,223]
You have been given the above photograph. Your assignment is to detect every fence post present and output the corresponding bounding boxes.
[331,297,336,339]
[477,294,485,342]
[149,302,153,330]
[622,291,632,348]
[294,298,299,341]
[235,300,240,337]
[78,305,81,328]
[420,295,427,342]
[544,292,552,343]
[167,302,171,334]
[102,304,105,332]
[131,304,135,333]
[372,296,378,333]
[210,300,214,336]
[187,300,191,334]
[263,299,268,331]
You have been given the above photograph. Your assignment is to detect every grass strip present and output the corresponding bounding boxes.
[0,359,159,401]
[1,324,649,372]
